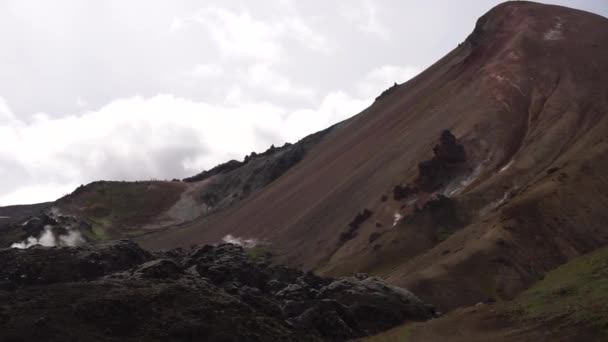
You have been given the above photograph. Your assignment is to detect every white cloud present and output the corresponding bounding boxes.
[0,97,17,124]
[0,61,424,205]
[342,0,390,40]
[356,65,422,97]
[190,64,224,79]
[281,17,330,52]
[0,1,449,206]
[169,17,184,32]
[360,0,390,39]
[283,91,371,140]
[0,87,375,205]
[246,64,316,99]
[171,7,329,63]
[0,183,78,206]
[76,97,88,108]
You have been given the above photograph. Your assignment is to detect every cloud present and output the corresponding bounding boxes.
[356,65,422,97]
[0,183,78,208]
[0,1,442,206]
[0,97,17,124]
[341,0,390,40]
[76,97,88,108]
[283,91,371,140]
[190,64,225,79]
[246,64,316,99]
[0,60,424,206]
[171,7,329,63]
[0,95,271,204]
[0,93,344,204]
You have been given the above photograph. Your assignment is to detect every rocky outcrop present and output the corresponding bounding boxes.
[181,126,335,214]
[416,130,466,192]
[0,240,152,288]
[6,211,91,249]
[393,130,467,200]
[375,82,400,101]
[0,241,435,341]
[0,203,51,247]
[182,159,245,183]
[339,209,373,243]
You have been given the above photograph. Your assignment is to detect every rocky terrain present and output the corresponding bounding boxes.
[0,241,434,341]
[1,1,607,341]
[0,203,51,247]
[181,126,334,213]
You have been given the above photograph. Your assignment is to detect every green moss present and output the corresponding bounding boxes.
[508,246,608,337]
[92,225,108,240]
[81,222,109,242]
[246,245,272,261]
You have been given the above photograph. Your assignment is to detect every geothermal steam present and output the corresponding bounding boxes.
[11,226,85,249]
[222,234,259,248]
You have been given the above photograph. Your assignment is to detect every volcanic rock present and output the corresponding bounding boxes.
[0,240,434,341]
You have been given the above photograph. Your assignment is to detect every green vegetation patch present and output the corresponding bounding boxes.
[246,245,273,261]
[508,246,608,337]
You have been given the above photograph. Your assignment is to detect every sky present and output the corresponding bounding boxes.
[0,0,606,205]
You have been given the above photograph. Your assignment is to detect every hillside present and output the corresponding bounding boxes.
[133,1,608,312]
[1,1,608,340]
[366,244,608,341]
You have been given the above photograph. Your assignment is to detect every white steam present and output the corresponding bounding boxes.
[11,226,85,249]
[222,234,259,248]
[58,230,86,246]
[393,213,403,227]
[444,164,483,196]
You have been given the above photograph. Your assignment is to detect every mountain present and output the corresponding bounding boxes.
[1,1,608,340]
[135,0,608,312]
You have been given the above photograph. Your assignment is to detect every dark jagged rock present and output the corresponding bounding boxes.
[393,184,416,201]
[0,240,435,341]
[339,209,373,243]
[0,203,52,247]
[3,209,94,250]
[20,214,56,237]
[434,130,466,163]
[182,159,245,183]
[0,240,152,287]
[317,274,437,332]
[369,232,381,243]
[389,130,466,201]
[135,258,183,279]
[375,82,400,101]
[416,130,467,192]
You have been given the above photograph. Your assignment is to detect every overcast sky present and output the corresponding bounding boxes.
[0,0,606,205]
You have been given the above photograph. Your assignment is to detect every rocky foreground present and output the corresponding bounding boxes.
[0,241,435,341]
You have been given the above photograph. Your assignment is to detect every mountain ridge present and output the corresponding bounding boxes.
[1,2,608,340]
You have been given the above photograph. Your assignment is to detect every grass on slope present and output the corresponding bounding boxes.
[59,181,185,240]
[509,245,608,337]
[363,245,608,341]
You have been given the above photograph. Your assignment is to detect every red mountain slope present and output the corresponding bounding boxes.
[135,1,608,311]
